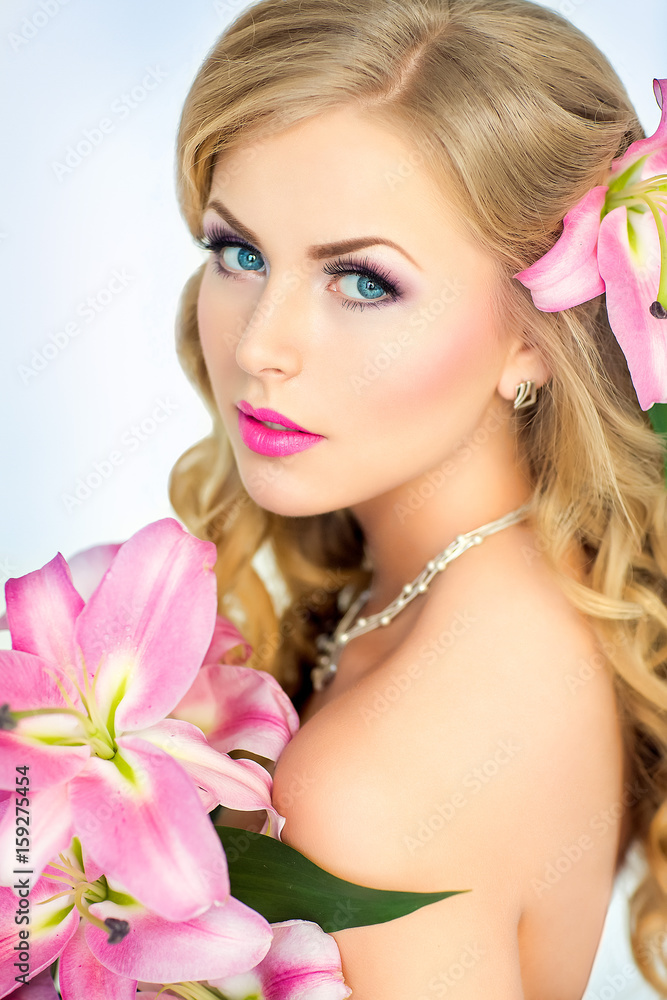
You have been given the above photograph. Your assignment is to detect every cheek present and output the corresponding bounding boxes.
[354,305,496,426]
[197,273,236,383]
[197,273,219,357]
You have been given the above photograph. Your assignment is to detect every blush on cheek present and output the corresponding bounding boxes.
[365,309,493,423]
[197,275,237,364]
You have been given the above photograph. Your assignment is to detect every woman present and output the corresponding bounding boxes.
[168,0,667,996]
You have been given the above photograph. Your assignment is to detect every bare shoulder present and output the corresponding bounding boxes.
[272,526,625,998]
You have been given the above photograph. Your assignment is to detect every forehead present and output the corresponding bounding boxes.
[209,106,460,235]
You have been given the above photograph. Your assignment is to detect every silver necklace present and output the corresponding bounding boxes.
[310,502,532,692]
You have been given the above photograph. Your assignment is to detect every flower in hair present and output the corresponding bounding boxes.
[515,78,667,410]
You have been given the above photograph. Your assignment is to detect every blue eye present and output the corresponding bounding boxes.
[197,226,266,277]
[325,260,398,309]
[197,225,403,311]
[220,245,265,272]
[343,275,386,300]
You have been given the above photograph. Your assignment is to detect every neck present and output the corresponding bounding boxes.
[349,400,533,611]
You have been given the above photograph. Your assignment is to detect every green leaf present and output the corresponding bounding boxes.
[215,825,468,932]
[648,402,667,436]
[648,403,667,485]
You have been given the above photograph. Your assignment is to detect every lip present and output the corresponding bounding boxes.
[236,400,325,457]
[237,400,314,434]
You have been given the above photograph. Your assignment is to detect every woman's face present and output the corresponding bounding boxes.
[197,105,529,517]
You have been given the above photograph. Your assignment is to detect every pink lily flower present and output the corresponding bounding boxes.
[32,526,298,822]
[0,519,285,919]
[0,538,252,668]
[0,838,272,999]
[170,662,300,768]
[1,869,78,999]
[7,970,59,999]
[208,920,351,1000]
[133,921,350,1000]
[515,77,667,410]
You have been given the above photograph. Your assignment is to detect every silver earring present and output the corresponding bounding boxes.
[513,380,537,410]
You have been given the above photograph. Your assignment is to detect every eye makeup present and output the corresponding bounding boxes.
[196,221,405,311]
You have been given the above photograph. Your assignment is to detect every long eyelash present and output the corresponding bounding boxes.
[322,254,403,310]
[196,224,259,278]
[196,226,403,310]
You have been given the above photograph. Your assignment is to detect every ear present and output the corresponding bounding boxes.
[496,334,551,405]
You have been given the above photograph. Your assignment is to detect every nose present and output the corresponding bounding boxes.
[234,274,304,380]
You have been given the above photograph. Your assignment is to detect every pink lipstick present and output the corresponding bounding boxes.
[236,400,325,457]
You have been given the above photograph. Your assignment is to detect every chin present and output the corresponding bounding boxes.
[238,475,332,519]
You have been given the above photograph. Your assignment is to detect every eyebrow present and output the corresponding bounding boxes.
[204,198,422,270]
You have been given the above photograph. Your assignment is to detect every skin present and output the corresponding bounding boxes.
[196,106,626,998]
[197,104,551,612]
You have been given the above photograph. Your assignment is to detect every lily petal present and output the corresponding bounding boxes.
[170,664,300,762]
[205,615,253,665]
[68,736,230,921]
[10,969,59,1000]
[4,554,83,683]
[0,876,79,997]
[0,784,73,890]
[73,518,218,733]
[84,894,272,983]
[64,543,122,603]
[514,186,607,309]
[137,719,285,836]
[598,205,667,408]
[610,78,667,177]
[0,651,89,792]
[59,921,137,1000]
[210,919,351,1000]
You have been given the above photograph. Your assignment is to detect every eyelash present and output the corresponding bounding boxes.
[196,224,403,311]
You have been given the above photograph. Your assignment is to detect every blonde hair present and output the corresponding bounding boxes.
[168,0,667,988]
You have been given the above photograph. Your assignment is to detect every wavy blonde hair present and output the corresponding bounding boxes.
[167,0,667,988]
